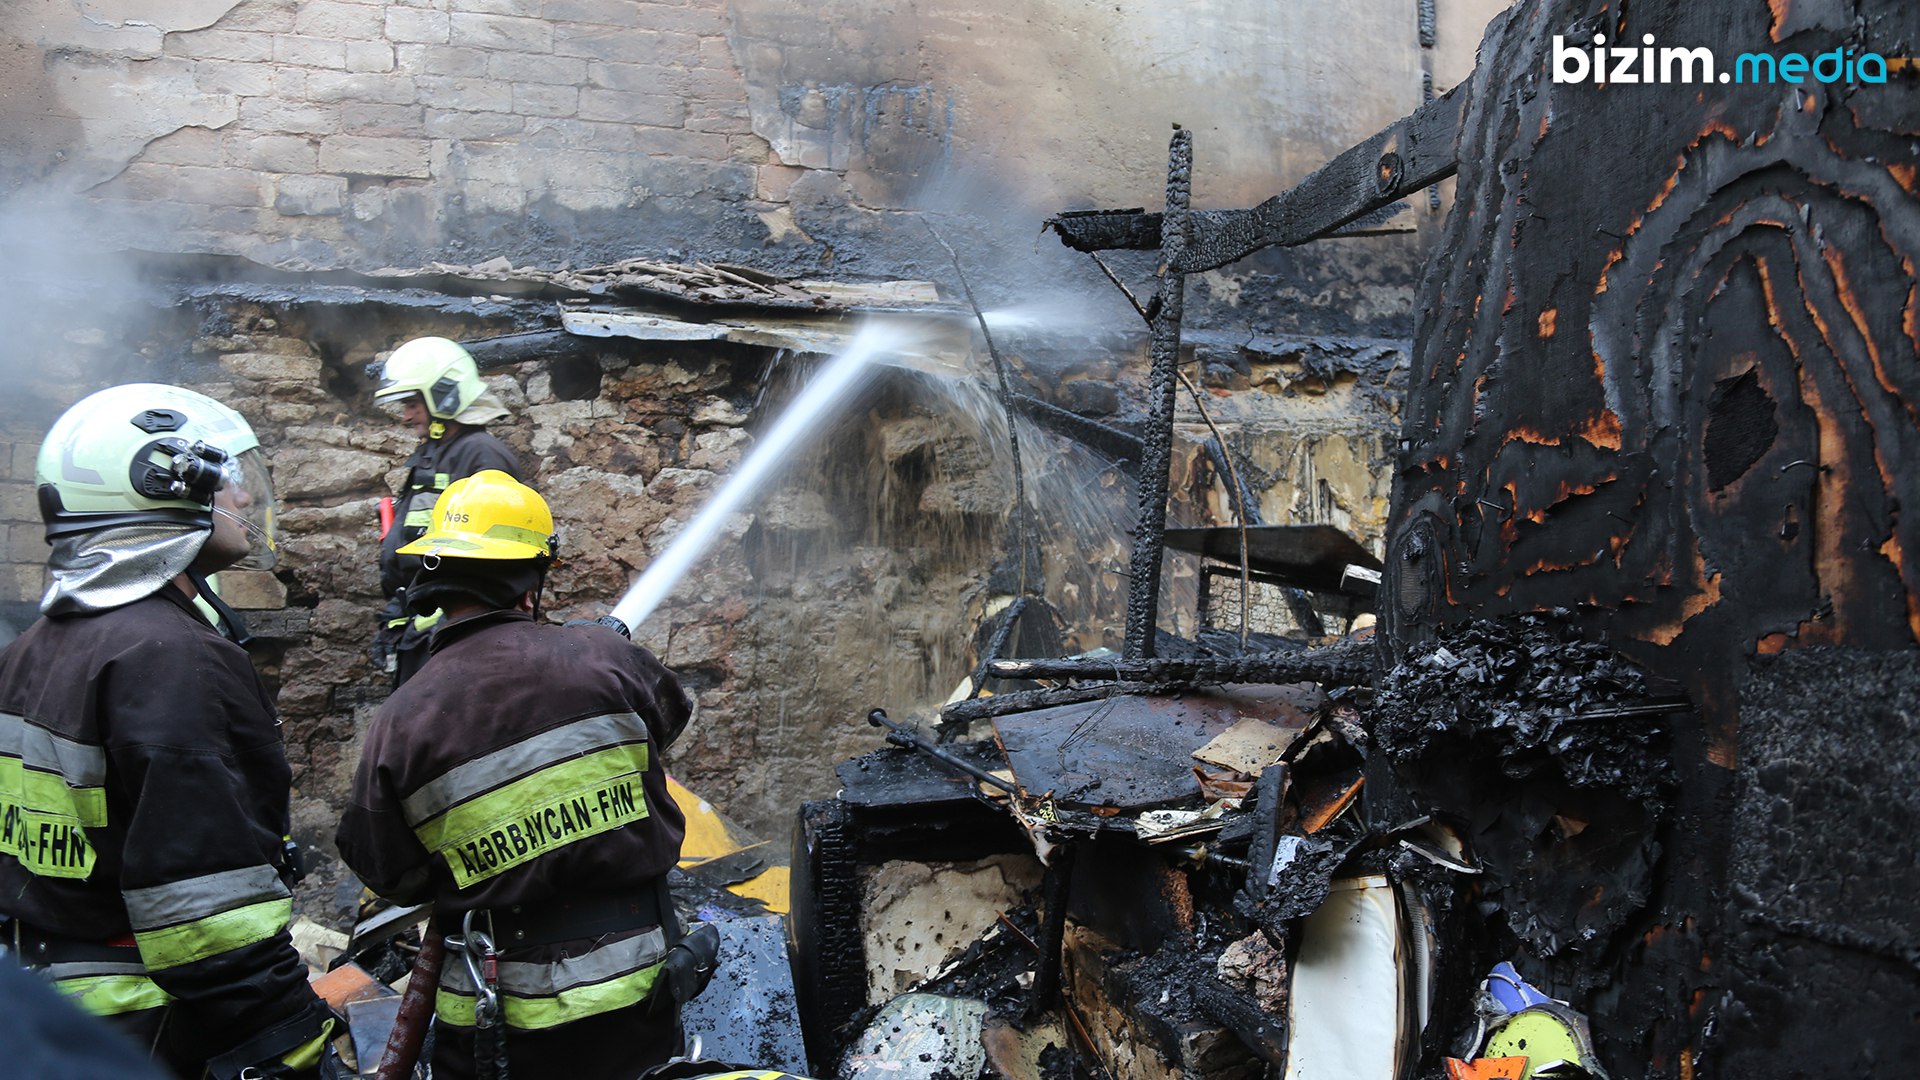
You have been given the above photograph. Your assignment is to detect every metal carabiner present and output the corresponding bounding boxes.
[459,908,503,1030]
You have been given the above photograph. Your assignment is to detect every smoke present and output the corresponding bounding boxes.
[0,196,164,430]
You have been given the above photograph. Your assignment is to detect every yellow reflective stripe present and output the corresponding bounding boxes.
[481,522,550,549]
[281,1020,336,1070]
[435,961,663,1030]
[413,745,651,888]
[52,973,175,1016]
[0,756,108,826]
[0,756,101,878]
[433,472,451,488]
[190,593,225,628]
[403,509,434,527]
[410,609,445,632]
[134,897,292,971]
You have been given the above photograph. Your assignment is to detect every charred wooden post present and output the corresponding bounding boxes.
[1026,844,1078,1019]
[1375,0,1920,1075]
[1124,127,1193,660]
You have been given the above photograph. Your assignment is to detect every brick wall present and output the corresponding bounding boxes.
[0,436,48,626]
[3,1,1511,335]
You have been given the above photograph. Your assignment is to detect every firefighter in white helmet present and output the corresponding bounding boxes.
[0,384,339,1078]
[367,336,521,687]
[337,471,712,1080]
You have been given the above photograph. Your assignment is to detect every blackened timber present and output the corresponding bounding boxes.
[939,682,1173,729]
[1125,127,1193,660]
[1046,86,1463,271]
[1048,208,1159,252]
[1026,844,1077,1020]
[1050,200,1411,255]
[985,644,1372,687]
[463,330,599,370]
[1011,393,1144,463]
[1191,981,1290,1069]
[1176,84,1460,271]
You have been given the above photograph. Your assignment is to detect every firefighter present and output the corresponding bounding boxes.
[337,470,709,1080]
[0,384,338,1078]
[368,335,521,687]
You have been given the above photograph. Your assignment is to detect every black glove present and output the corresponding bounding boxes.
[370,623,402,673]
[372,595,409,672]
[205,1001,345,1080]
[654,923,721,1013]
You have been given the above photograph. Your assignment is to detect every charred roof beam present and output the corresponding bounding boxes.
[1047,84,1464,272]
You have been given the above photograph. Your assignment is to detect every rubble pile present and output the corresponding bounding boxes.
[786,595,1692,1078]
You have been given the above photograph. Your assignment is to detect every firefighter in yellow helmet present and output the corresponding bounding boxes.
[0,385,339,1078]
[368,336,521,687]
[337,472,712,1080]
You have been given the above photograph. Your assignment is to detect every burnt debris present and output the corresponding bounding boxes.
[789,0,1920,1076]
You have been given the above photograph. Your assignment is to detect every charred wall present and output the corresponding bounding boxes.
[1376,0,1920,1074]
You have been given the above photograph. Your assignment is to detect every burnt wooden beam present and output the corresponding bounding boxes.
[984,643,1373,687]
[1124,127,1193,660]
[462,329,600,370]
[1048,207,1158,252]
[1010,393,1143,463]
[1046,85,1463,271]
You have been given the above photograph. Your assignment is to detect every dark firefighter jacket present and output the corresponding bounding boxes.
[336,609,692,1032]
[0,584,324,1065]
[378,427,521,599]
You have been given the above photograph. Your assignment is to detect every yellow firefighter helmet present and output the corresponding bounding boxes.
[396,470,553,561]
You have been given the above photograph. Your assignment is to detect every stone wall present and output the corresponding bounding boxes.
[0,0,1483,923]
[0,275,1405,923]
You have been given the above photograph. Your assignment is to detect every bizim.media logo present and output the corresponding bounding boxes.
[1552,34,1892,85]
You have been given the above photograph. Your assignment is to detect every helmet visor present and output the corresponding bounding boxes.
[213,447,279,571]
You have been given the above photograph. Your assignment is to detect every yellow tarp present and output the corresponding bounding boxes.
[666,775,789,915]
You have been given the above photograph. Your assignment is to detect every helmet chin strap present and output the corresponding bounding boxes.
[428,420,447,440]
[187,568,254,647]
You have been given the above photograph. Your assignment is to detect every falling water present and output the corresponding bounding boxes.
[610,321,922,631]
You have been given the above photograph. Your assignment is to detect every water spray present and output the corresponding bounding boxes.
[605,321,922,635]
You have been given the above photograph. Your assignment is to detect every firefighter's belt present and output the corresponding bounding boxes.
[12,922,141,964]
[435,889,664,950]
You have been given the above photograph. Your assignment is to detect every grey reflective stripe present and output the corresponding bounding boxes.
[402,712,652,824]
[438,926,667,997]
[0,712,108,786]
[42,960,150,978]
[123,864,290,931]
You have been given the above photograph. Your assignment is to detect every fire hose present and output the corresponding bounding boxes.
[374,930,445,1080]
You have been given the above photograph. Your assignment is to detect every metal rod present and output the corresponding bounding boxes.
[1175,365,1253,647]
[867,708,1015,792]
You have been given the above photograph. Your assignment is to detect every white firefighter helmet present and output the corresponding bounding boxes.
[34,383,277,571]
[370,336,491,423]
